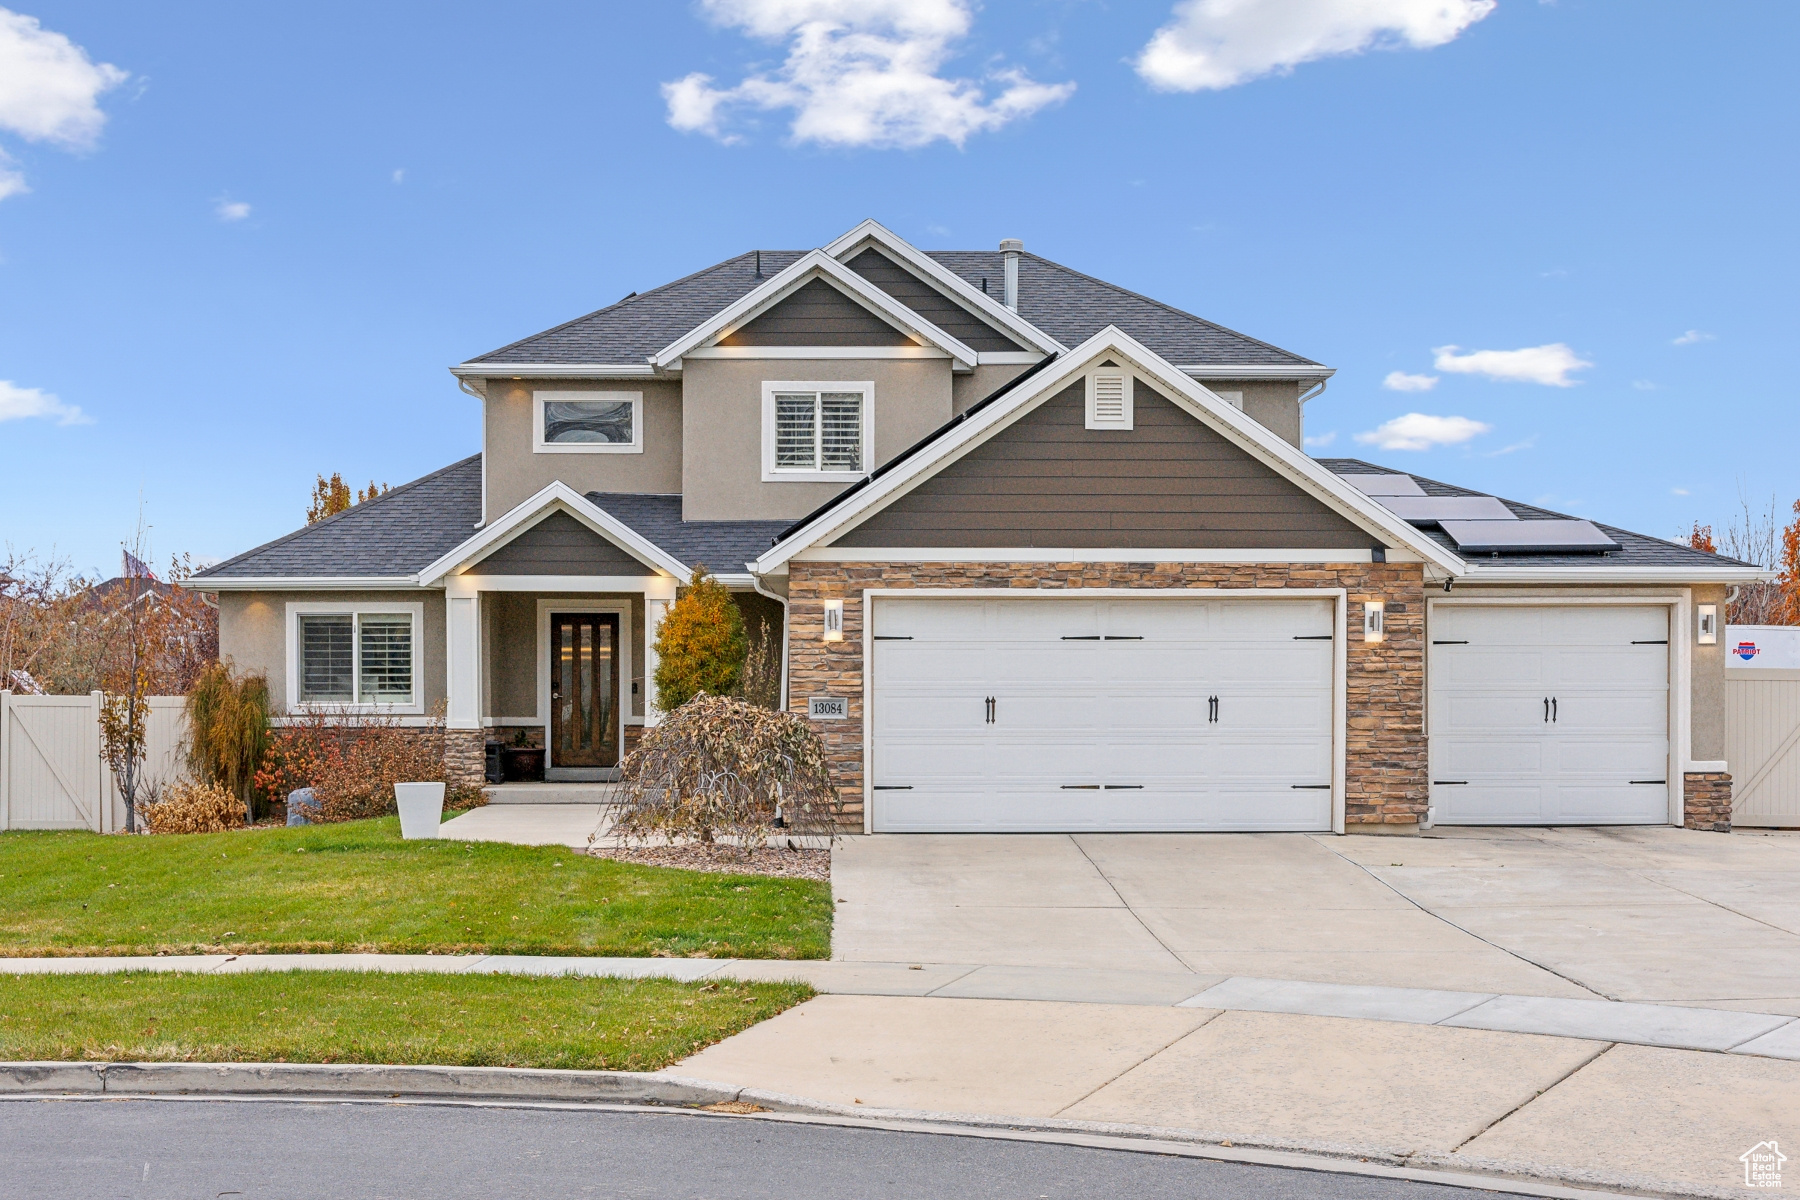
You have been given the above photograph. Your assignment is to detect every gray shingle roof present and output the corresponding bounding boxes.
[586,493,789,573]
[465,248,1318,370]
[195,456,482,580]
[927,252,1317,367]
[1317,457,1755,570]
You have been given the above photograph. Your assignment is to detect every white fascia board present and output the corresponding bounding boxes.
[755,326,1463,576]
[1179,364,1336,380]
[450,363,657,378]
[181,576,423,591]
[823,219,1066,356]
[650,250,980,371]
[418,482,687,585]
[684,346,950,360]
[795,547,1384,564]
[1455,564,1775,584]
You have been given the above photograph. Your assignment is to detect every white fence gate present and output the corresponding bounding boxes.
[0,692,191,832]
[1725,625,1800,829]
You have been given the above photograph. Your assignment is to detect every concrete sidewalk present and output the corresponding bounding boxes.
[667,993,1800,1198]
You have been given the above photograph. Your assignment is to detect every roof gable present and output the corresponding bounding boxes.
[756,328,1458,574]
[844,247,1027,353]
[419,483,685,585]
[473,510,651,574]
[719,277,912,347]
[830,379,1373,550]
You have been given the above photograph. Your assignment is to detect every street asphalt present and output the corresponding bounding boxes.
[3,1098,1516,1200]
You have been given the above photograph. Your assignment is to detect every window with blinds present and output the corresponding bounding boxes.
[769,388,866,473]
[296,610,414,706]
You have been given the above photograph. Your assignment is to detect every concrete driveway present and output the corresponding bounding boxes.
[830,826,1800,1007]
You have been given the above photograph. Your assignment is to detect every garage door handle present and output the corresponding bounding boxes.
[872,785,913,791]
[1552,697,1558,722]
[1103,635,1144,641]
[1208,695,1219,723]
[985,696,995,724]
[873,635,913,641]
[1290,784,1331,790]
[1631,639,1667,645]
[1543,697,1550,723]
[1628,780,1667,785]
[1061,635,1102,640]
[1060,784,1102,790]
[1433,640,1469,645]
[1293,635,1334,641]
[1433,780,1469,785]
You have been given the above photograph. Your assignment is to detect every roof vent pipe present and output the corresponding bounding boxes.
[999,238,1022,311]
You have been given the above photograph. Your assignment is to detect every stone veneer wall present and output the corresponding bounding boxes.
[445,730,486,791]
[1682,772,1732,832]
[787,561,1428,830]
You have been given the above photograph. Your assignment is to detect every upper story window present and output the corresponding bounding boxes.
[762,381,873,481]
[534,391,643,454]
[286,602,424,713]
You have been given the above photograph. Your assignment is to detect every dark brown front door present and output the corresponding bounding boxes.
[550,612,620,768]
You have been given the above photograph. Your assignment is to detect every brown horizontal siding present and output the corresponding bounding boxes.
[476,511,650,574]
[721,279,911,347]
[831,380,1376,551]
[845,248,1024,353]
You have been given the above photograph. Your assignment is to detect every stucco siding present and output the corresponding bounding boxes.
[1202,378,1306,449]
[483,379,683,522]
[217,590,447,716]
[951,362,1035,415]
[680,357,954,521]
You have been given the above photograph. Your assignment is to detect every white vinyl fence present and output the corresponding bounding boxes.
[0,692,190,832]
[1725,625,1800,829]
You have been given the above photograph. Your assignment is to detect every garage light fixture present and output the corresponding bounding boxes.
[1363,600,1385,644]
[822,599,844,642]
[1697,603,1718,645]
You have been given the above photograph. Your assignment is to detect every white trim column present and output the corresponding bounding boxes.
[445,578,482,731]
[643,575,678,726]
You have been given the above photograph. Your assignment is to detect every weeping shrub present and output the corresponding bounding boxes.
[653,566,747,711]
[184,661,272,822]
[608,694,837,848]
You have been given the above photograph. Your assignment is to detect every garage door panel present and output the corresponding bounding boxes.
[870,596,1335,833]
[1430,605,1669,826]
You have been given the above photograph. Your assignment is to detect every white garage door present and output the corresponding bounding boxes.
[869,597,1336,832]
[1429,605,1671,825]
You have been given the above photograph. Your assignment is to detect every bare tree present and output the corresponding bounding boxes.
[1718,491,1789,625]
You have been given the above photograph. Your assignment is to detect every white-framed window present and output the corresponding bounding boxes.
[285,602,425,713]
[533,391,643,454]
[761,381,874,481]
[1085,369,1134,430]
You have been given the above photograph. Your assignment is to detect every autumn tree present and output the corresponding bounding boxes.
[652,566,748,711]
[307,473,389,524]
[1686,522,1716,553]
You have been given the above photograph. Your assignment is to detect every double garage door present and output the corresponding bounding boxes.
[869,596,1673,832]
[870,597,1336,832]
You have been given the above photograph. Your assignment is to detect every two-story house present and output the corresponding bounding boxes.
[191,220,1762,835]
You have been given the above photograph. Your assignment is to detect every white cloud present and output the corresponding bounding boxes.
[1303,430,1337,448]
[0,8,127,200]
[1632,379,1657,390]
[0,379,89,425]
[214,198,250,222]
[1137,0,1493,92]
[0,147,23,199]
[1671,487,1690,496]
[1382,370,1437,392]
[1484,435,1536,457]
[391,168,404,184]
[1672,329,1714,346]
[1432,342,1592,387]
[664,0,1074,149]
[1354,412,1491,452]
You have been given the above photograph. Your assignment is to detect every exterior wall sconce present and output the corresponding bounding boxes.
[1363,600,1385,644]
[1697,603,1718,645]
[822,599,844,642]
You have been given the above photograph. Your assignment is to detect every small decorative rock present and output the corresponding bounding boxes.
[287,787,321,826]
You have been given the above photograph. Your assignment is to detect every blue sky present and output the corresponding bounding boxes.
[1,1,1795,576]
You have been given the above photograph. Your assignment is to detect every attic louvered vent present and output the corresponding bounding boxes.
[1086,371,1133,430]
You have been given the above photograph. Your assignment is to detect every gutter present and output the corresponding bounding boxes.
[179,576,424,592]
[450,363,658,379]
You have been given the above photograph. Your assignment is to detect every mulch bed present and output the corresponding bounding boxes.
[589,843,830,881]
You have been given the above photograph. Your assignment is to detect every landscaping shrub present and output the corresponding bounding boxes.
[609,694,837,848]
[653,567,747,711]
[143,780,245,834]
[185,661,272,820]
[254,710,452,822]
[733,615,782,711]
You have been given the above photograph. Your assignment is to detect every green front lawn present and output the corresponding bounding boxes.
[0,820,830,959]
[0,971,811,1070]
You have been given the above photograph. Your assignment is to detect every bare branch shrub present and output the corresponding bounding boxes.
[733,615,782,711]
[608,694,837,850]
[254,705,473,822]
[143,780,246,834]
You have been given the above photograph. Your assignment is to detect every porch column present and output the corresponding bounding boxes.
[643,575,677,726]
[445,579,482,731]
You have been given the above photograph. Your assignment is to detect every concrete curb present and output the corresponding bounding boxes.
[0,1062,1720,1198]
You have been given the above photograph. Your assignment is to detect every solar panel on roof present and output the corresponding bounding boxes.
[1439,520,1622,554]
[1336,473,1426,497]
[1378,496,1518,525]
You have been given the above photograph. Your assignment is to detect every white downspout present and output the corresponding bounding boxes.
[751,571,790,714]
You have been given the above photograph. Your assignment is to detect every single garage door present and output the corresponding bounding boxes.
[1429,605,1671,825]
[869,597,1336,832]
